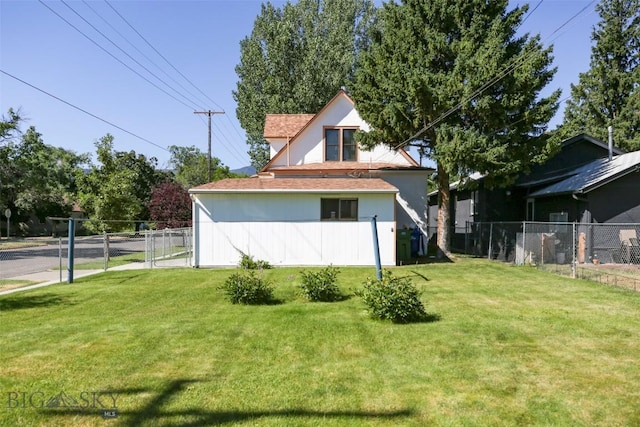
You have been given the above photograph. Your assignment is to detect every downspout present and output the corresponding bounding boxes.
[608,126,613,161]
[287,135,290,167]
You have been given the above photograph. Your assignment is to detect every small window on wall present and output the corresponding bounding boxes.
[324,128,358,161]
[321,198,358,220]
[550,211,568,233]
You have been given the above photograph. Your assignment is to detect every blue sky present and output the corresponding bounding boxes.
[1,0,600,170]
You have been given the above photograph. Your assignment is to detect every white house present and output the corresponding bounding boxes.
[190,90,431,267]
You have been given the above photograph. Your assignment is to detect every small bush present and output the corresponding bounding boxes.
[355,270,427,323]
[239,252,273,270]
[299,266,342,302]
[221,271,275,305]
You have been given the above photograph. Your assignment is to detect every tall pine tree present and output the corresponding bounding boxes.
[234,0,375,170]
[561,0,640,150]
[351,0,560,256]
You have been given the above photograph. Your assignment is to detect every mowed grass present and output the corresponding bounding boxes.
[1,258,640,426]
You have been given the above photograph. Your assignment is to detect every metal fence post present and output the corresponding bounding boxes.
[571,222,577,279]
[488,222,493,260]
[162,228,166,259]
[67,218,75,284]
[103,231,109,271]
[59,236,62,283]
[522,221,527,264]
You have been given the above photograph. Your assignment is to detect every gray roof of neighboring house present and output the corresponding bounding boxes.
[427,172,484,196]
[529,150,640,198]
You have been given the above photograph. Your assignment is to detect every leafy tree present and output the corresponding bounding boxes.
[560,0,640,150]
[351,0,560,256]
[0,108,21,143]
[234,0,375,170]
[168,145,236,188]
[76,134,165,232]
[147,181,192,229]
[0,122,87,231]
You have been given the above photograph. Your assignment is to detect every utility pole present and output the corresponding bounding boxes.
[194,110,224,182]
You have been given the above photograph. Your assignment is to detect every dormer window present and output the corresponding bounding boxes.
[325,128,357,161]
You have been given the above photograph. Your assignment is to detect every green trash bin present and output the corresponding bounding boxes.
[396,229,412,265]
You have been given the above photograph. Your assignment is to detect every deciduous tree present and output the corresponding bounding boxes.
[76,134,165,232]
[0,121,87,231]
[168,145,235,188]
[147,181,192,229]
[351,0,560,256]
[234,0,375,170]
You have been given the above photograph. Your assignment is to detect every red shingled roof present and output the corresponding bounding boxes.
[264,114,315,139]
[190,177,398,193]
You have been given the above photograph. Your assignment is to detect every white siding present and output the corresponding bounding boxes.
[193,192,396,267]
[269,94,413,168]
[379,171,429,234]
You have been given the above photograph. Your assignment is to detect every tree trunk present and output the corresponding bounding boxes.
[436,161,451,258]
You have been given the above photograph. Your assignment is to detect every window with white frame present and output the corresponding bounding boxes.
[324,128,357,161]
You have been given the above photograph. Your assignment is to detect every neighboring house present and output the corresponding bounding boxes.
[190,90,432,267]
[427,133,640,255]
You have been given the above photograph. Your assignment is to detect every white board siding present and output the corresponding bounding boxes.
[193,192,396,267]
[269,94,413,168]
[379,171,429,233]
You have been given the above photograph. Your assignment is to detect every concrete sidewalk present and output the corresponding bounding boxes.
[0,259,190,296]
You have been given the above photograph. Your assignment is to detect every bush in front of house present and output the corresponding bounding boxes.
[239,252,273,270]
[299,265,342,302]
[221,271,275,305]
[355,270,427,323]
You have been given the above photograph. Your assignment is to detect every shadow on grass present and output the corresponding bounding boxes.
[0,293,76,312]
[40,379,415,426]
[409,270,430,282]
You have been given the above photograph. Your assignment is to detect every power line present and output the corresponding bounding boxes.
[393,0,597,150]
[194,110,225,181]
[104,0,225,113]
[1,69,169,152]
[58,0,202,111]
[103,0,250,164]
[80,0,211,110]
[37,0,196,111]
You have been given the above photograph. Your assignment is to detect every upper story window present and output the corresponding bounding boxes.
[325,128,357,161]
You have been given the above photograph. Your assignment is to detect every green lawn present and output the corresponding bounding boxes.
[1,258,639,426]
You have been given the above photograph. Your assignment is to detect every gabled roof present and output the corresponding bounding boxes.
[264,114,315,139]
[529,150,640,198]
[516,133,626,187]
[190,177,398,193]
[560,133,625,155]
[261,89,419,172]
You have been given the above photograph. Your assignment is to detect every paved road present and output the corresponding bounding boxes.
[0,236,148,278]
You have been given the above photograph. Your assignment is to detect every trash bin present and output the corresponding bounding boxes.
[396,229,412,265]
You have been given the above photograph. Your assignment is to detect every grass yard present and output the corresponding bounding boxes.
[1,258,639,426]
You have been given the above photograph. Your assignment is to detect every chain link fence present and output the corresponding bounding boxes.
[0,227,192,290]
[465,221,640,291]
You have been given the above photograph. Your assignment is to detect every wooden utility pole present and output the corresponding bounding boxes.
[194,110,224,182]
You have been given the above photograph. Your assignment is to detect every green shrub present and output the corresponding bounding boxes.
[299,266,342,302]
[355,270,427,323]
[239,252,273,270]
[221,271,275,305]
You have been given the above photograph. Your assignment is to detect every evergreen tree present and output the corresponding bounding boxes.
[561,0,640,150]
[351,0,560,256]
[234,0,375,170]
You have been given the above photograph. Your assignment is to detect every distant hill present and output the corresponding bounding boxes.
[232,166,256,176]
